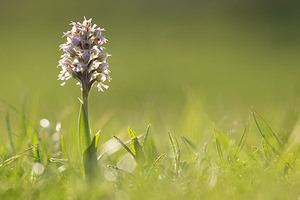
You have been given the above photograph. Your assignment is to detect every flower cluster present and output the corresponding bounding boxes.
[58,17,111,92]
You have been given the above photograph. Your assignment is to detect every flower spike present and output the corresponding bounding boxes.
[58,17,111,93]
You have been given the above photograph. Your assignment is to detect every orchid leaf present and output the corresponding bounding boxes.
[83,133,99,178]
[78,104,91,154]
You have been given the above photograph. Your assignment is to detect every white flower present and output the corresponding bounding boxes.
[77,50,91,63]
[93,28,105,37]
[96,82,109,92]
[82,16,92,28]
[59,44,77,57]
[58,57,71,68]
[94,37,108,45]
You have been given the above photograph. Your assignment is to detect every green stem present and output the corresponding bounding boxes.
[78,81,91,154]
[82,87,89,118]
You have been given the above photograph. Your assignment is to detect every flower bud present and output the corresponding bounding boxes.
[97,54,107,62]
[93,29,101,37]
[96,63,108,73]
[71,23,80,34]
[96,73,106,82]
[91,49,97,57]
[71,38,80,46]
[80,30,88,40]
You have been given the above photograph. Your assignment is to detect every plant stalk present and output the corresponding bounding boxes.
[82,86,89,118]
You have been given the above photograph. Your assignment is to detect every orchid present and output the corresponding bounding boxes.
[57,17,111,178]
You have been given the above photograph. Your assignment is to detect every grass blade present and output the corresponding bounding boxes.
[128,127,137,139]
[252,108,281,147]
[21,95,27,137]
[147,153,167,175]
[142,124,151,149]
[252,108,280,155]
[214,129,223,163]
[0,99,39,135]
[261,138,270,160]
[180,135,196,150]
[153,153,167,167]
[168,133,177,158]
[128,127,144,163]
[131,138,145,164]
[0,145,37,168]
[168,133,180,173]
[61,133,65,156]
[234,120,250,158]
[107,165,133,176]
[113,135,135,158]
[32,133,40,162]
[3,110,14,152]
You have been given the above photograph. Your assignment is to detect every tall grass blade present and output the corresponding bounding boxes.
[147,153,167,175]
[61,133,65,156]
[32,133,40,162]
[168,133,177,158]
[113,135,135,158]
[214,129,223,163]
[142,124,151,149]
[262,138,270,160]
[0,99,39,135]
[3,110,14,152]
[252,108,280,155]
[131,138,145,164]
[128,127,137,139]
[21,95,27,137]
[180,135,197,150]
[234,120,250,158]
[252,108,281,147]
[128,127,144,163]
[0,145,37,168]
[153,153,167,167]
[168,133,180,172]
[215,137,223,163]
[107,165,133,176]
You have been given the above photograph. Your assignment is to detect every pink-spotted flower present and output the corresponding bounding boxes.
[57,17,111,93]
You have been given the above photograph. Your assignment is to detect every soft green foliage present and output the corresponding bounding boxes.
[1,103,299,200]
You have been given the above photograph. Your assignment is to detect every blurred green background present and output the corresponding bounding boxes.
[0,0,299,138]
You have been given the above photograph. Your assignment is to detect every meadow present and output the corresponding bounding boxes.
[0,0,300,199]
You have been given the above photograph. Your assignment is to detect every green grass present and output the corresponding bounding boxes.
[1,1,300,199]
[0,97,299,200]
